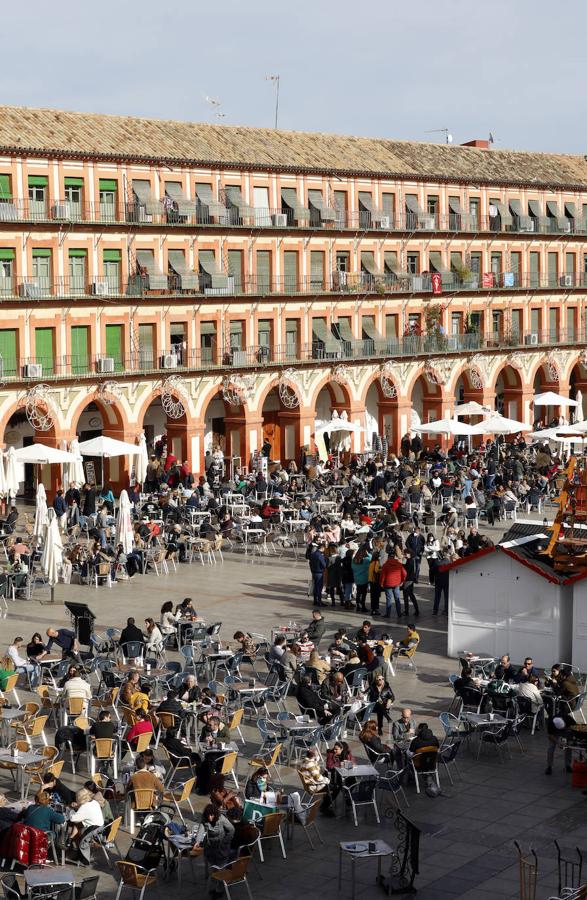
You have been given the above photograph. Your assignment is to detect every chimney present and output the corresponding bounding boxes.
[461,139,490,149]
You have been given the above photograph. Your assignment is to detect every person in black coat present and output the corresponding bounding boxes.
[157,690,185,721]
[82,484,96,518]
[297,676,331,724]
[307,544,327,607]
[402,551,420,617]
[119,618,145,654]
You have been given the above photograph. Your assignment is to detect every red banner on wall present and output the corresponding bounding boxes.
[482,272,494,288]
[431,273,442,295]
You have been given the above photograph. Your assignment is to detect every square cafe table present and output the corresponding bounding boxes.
[25,865,76,890]
[338,840,394,899]
[0,748,44,799]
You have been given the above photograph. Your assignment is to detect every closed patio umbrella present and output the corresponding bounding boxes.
[575,390,584,424]
[0,452,7,498]
[41,508,63,602]
[33,483,49,543]
[413,418,478,436]
[70,438,86,485]
[5,447,18,498]
[134,433,148,487]
[115,489,134,554]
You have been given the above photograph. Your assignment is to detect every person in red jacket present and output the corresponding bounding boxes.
[379,555,407,619]
[125,708,154,748]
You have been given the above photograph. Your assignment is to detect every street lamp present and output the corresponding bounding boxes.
[265,75,280,129]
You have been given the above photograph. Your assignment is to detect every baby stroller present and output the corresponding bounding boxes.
[126,808,176,876]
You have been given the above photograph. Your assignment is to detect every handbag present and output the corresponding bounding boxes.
[97,562,111,576]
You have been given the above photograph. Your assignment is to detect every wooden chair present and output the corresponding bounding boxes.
[3,674,20,706]
[257,811,286,862]
[127,731,152,758]
[218,751,239,789]
[92,815,122,866]
[163,776,196,823]
[125,788,160,834]
[209,855,254,899]
[114,860,157,900]
[293,797,324,850]
[23,744,58,796]
[228,708,245,745]
[64,695,87,724]
[248,743,283,785]
[13,714,48,748]
[394,640,420,673]
[89,737,118,779]
[153,711,177,747]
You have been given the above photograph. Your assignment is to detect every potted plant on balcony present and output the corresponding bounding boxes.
[453,261,478,290]
[424,303,447,351]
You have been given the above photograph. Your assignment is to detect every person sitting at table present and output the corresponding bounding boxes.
[157,688,185,721]
[68,786,105,862]
[453,665,478,694]
[320,671,351,716]
[516,673,544,716]
[160,600,178,639]
[119,617,146,656]
[136,749,166,781]
[307,649,330,685]
[120,670,140,707]
[126,708,154,748]
[518,656,541,684]
[281,642,302,683]
[493,654,517,683]
[297,631,315,655]
[58,663,79,688]
[359,719,394,765]
[91,709,117,741]
[269,635,286,662]
[341,648,363,679]
[368,673,395,735]
[175,597,197,619]
[62,666,92,711]
[328,632,350,662]
[297,749,333,815]
[26,632,48,662]
[200,715,232,747]
[392,708,415,743]
[41,771,76,806]
[0,655,15,692]
[21,790,65,836]
[355,620,372,643]
[407,722,439,756]
[127,756,164,799]
[356,634,378,672]
[233,631,257,660]
[210,775,243,821]
[192,803,235,888]
[306,608,326,648]
[326,740,355,803]
[46,626,81,662]
[178,674,201,704]
[244,766,279,802]
[144,618,163,654]
[82,779,114,825]
[131,681,152,712]
[547,665,580,710]
[297,674,332,724]
[7,636,36,683]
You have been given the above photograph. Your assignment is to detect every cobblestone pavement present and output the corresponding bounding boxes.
[0,514,584,899]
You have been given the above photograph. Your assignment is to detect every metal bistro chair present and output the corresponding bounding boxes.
[409,746,440,794]
[114,860,158,900]
[342,777,380,827]
[256,811,287,862]
[377,768,409,811]
[209,855,254,899]
[477,721,513,763]
[293,797,324,850]
[438,740,462,784]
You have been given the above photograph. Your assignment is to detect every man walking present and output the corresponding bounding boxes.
[379,554,407,619]
[406,526,425,583]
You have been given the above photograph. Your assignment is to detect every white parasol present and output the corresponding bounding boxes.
[470,413,531,435]
[575,390,584,424]
[533,391,578,407]
[134,433,148,487]
[77,435,140,457]
[14,445,76,465]
[5,447,18,497]
[413,417,478,436]
[453,401,492,417]
[33,482,49,542]
[115,489,134,554]
[41,508,63,600]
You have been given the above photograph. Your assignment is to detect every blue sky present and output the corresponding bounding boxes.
[3,0,585,153]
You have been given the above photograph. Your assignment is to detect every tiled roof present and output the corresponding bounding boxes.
[2,105,587,187]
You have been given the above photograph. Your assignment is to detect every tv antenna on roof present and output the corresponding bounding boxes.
[425,127,453,144]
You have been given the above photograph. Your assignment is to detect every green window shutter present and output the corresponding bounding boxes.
[35,328,54,374]
[28,176,48,187]
[99,179,118,191]
[310,251,324,289]
[68,248,88,258]
[0,175,11,199]
[0,248,15,260]
[32,248,52,258]
[103,249,122,262]
[105,324,123,371]
[283,251,298,293]
[227,250,243,293]
[138,323,154,369]
[64,177,84,187]
[71,326,89,375]
[256,250,271,293]
[0,329,17,376]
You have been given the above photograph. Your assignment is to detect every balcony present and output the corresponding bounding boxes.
[1,197,585,238]
[2,328,584,385]
[0,271,583,303]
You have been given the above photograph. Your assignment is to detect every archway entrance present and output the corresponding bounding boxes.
[533,361,562,427]
[73,397,126,489]
[314,381,353,457]
[142,395,188,467]
[495,365,523,419]
[261,387,300,466]
[365,379,399,453]
[203,392,246,470]
[410,373,442,428]
[570,359,587,422]
[2,407,57,499]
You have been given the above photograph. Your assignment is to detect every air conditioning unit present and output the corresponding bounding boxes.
[333,271,348,290]
[524,333,539,346]
[96,357,115,373]
[272,213,288,227]
[418,214,436,230]
[23,363,42,378]
[18,282,42,299]
[91,280,109,296]
[52,202,71,219]
[377,215,391,229]
[560,274,574,287]
[138,207,152,223]
[560,220,572,233]
[161,354,178,369]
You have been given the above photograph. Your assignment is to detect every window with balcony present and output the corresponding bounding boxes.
[71,326,89,375]
[426,195,438,226]
[310,250,325,291]
[229,321,245,363]
[407,253,420,274]
[510,252,521,287]
[567,307,576,340]
[333,190,347,227]
[385,314,398,343]
[549,308,559,342]
[334,316,353,353]
[308,189,336,227]
[200,321,217,364]
[227,249,244,293]
[138,323,155,370]
[256,250,271,294]
[102,250,121,296]
[35,327,55,375]
[99,179,118,222]
[451,312,462,335]
[0,329,17,377]
[285,319,299,360]
[283,250,298,294]
[64,178,84,220]
[358,192,375,228]
[257,320,272,360]
[381,193,395,225]
[170,322,187,365]
[492,311,503,338]
[547,252,559,287]
[565,252,576,283]
[470,252,482,283]
[253,186,271,227]
[468,198,480,228]
[530,308,541,336]
[68,250,87,297]
[168,250,198,293]
[195,183,225,224]
[31,249,52,297]
[28,176,48,220]
[336,251,349,272]
[0,175,17,222]
[448,196,462,231]
[0,249,14,297]
[105,323,124,372]
[530,252,540,289]
[384,251,400,282]
[511,309,522,338]
[490,253,502,278]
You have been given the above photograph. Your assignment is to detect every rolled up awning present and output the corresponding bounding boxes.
[384,251,402,276]
[405,194,424,216]
[200,321,217,336]
[493,200,513,227]
[312,317,341,354]
[224,185,254,218]
[281,188,309,221]
[308,189,336,222]
[132,180,160,216]
[361,251,383,276]
[195,183,226,218]
[168,250,199,290]
[165,182,197,216]
[358,192,386,223]
[509,198,533,231]
[448,196,462,214]
[135,249,168,290]
[565,201,577,218]
[428,251,451,275]
[336,318,354,342]
[361,316,381,341]
[546,200,568,229]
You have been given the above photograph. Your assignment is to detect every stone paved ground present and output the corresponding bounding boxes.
[1,512,585,899]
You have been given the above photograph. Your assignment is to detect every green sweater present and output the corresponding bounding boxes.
[22,804,65,833]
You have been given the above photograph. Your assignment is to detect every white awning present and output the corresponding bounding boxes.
[78,436,139,458]
[14,444,76,464]
[165,182,197,216]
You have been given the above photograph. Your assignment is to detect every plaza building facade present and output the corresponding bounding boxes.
[1,105,587,487]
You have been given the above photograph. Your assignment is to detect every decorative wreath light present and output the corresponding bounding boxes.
[278,371,300,409]
[331,364,351,385]
[96,381,122,407]
[25,384,54,432]
[467,366,484,390]
[545,356,559,383]
[379,363,398,399]
[221,374,255,406]
[161,375,186,420]
[424,360,444,387]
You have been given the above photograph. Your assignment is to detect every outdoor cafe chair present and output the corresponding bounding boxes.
[409,746,441,794]
[438,741,462,784]
[476,722,513,762]
[377,768,409,811]
[209,855,254,900]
